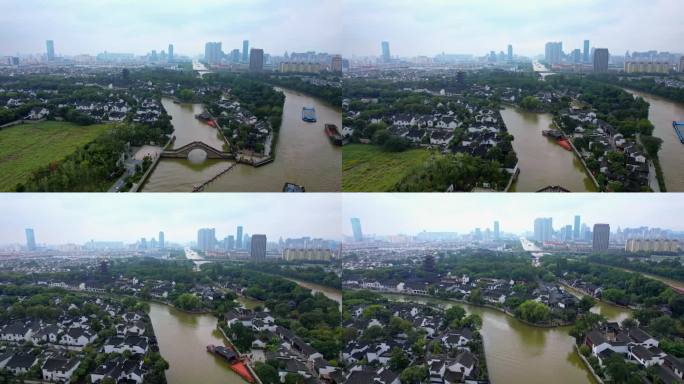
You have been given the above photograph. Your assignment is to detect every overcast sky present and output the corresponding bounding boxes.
[0,0,340,56]
[342,0,683,57]
[0,194,341,245]
[343,194,684,237]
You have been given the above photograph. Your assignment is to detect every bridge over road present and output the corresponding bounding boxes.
[160,141,233,160]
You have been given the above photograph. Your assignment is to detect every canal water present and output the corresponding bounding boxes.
[501,107,597,192]
[142,98,232,191]
[382,293,631,384]
[624,89,684,191]
[204,88,342,192]
[285,278,342,308]
[148,302,244,384]
[144,89,341,192]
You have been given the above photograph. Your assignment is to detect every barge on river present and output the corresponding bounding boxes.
[674,121,684,144]
[324,124,344,146]
[302,107,316,122]
[206,344,255,383]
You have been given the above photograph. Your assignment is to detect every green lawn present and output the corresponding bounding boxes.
[0,121,110,191]
[342,144,435,191]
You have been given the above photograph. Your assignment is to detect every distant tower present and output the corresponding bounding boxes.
[573,216,580,240]
[236,226,243,249]
[593,48,609,73]
[242,40,249,63]
[583,40,590,63]
[494,221,500,240]
[593,224,610,251]
[25,228,36,250]
[46,40,55,61]
[249,48,264,72]
[350,218,363,242]
[507,45,513,62]
[159,231,165,249]
[250,234,267,261]
[381,41,391,63]
[168,44,174,63]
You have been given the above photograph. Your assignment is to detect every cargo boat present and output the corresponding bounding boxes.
[282,182,305,192]
[206,344,255,383]
[674,121,684,144]
[324,124,343,146]
[557,138,572,151]
[302,107,316,122]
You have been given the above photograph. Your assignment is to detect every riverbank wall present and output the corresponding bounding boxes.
[551,120,601,190]
[218,324,264,384]
[574,344,605,384]
[131,135,175,192]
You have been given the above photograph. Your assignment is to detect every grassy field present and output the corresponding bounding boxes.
[0,121,110,191]
[342,144,435,191]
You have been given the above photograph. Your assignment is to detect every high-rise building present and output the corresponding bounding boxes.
[204,42,222,65]
[583,40,590,63]
[46,40,55,61]
[168,44,174,63]
[250,234,267,261]
[571,49,581,64]
[563,225,573,241]
[249,48,264,71]
[680,56,684,73]
[139,238,147,250]
[197,228,216,252]
[25,228,36,250]
[236,226,243,249]
[573,216,580,240]
[244,234,251,251]
[225,235,235,250]
[593,48,610,73]
[592,224,610,251]
[507,45,513,62]
[494,221,500,240]
[545,42,562,64]
[350,218,363,242]
[331,55,342,72]
[533,218,553,243]
[159,231,165,249]
[242,40,249,63]
[381,41,390,63]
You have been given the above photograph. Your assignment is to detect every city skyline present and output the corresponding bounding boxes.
[342,194,684,237]
[0,0,341,56]
[342,0,683,57]
[0,194,341,245]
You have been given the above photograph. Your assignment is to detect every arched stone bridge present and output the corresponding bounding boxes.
[161,141,233,160]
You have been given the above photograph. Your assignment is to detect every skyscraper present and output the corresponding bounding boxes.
[350,218,363,242]
[507,45,513,62]
[249,48,264,71]
[571,49,581,64]
[494,221,500,240]
[46,40,55,61]
[225,235,235,250]
[159,231,165,249]
[331,55,342,72]
[381,41,390,63]
[593,48,610,73]
[204,42,222,64]
[242,40,249,63]
[197,228,216,252]
[574,216,580,240]
[593,224,610,251]
[583,40,590,63]
[533,218,553,243]
[250,234,267,261]
[544,42,562,64]
[168,44,174,63]
[25,228,36,250]
[236,226,243,249]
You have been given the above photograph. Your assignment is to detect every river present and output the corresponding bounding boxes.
[205,88,341,191]
[148,302,244,384]
[381,293,631,384]
[143,88,341,192]
[501,107,597,192]
[285,277,342,308]
[624,89,684,191]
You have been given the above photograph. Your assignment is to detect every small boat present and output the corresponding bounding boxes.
[195,111,212,121]
[302,107,316,122]
[542,129,563,140]
[283,182,305,192]
[324,124,344,146]
[537,185,570,192]
[673,121,684,144]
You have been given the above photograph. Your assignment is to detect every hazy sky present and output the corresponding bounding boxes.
[0,0,341,56]
[342,0,684,57]
[0,194,341,245]
[343,194,684,237]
